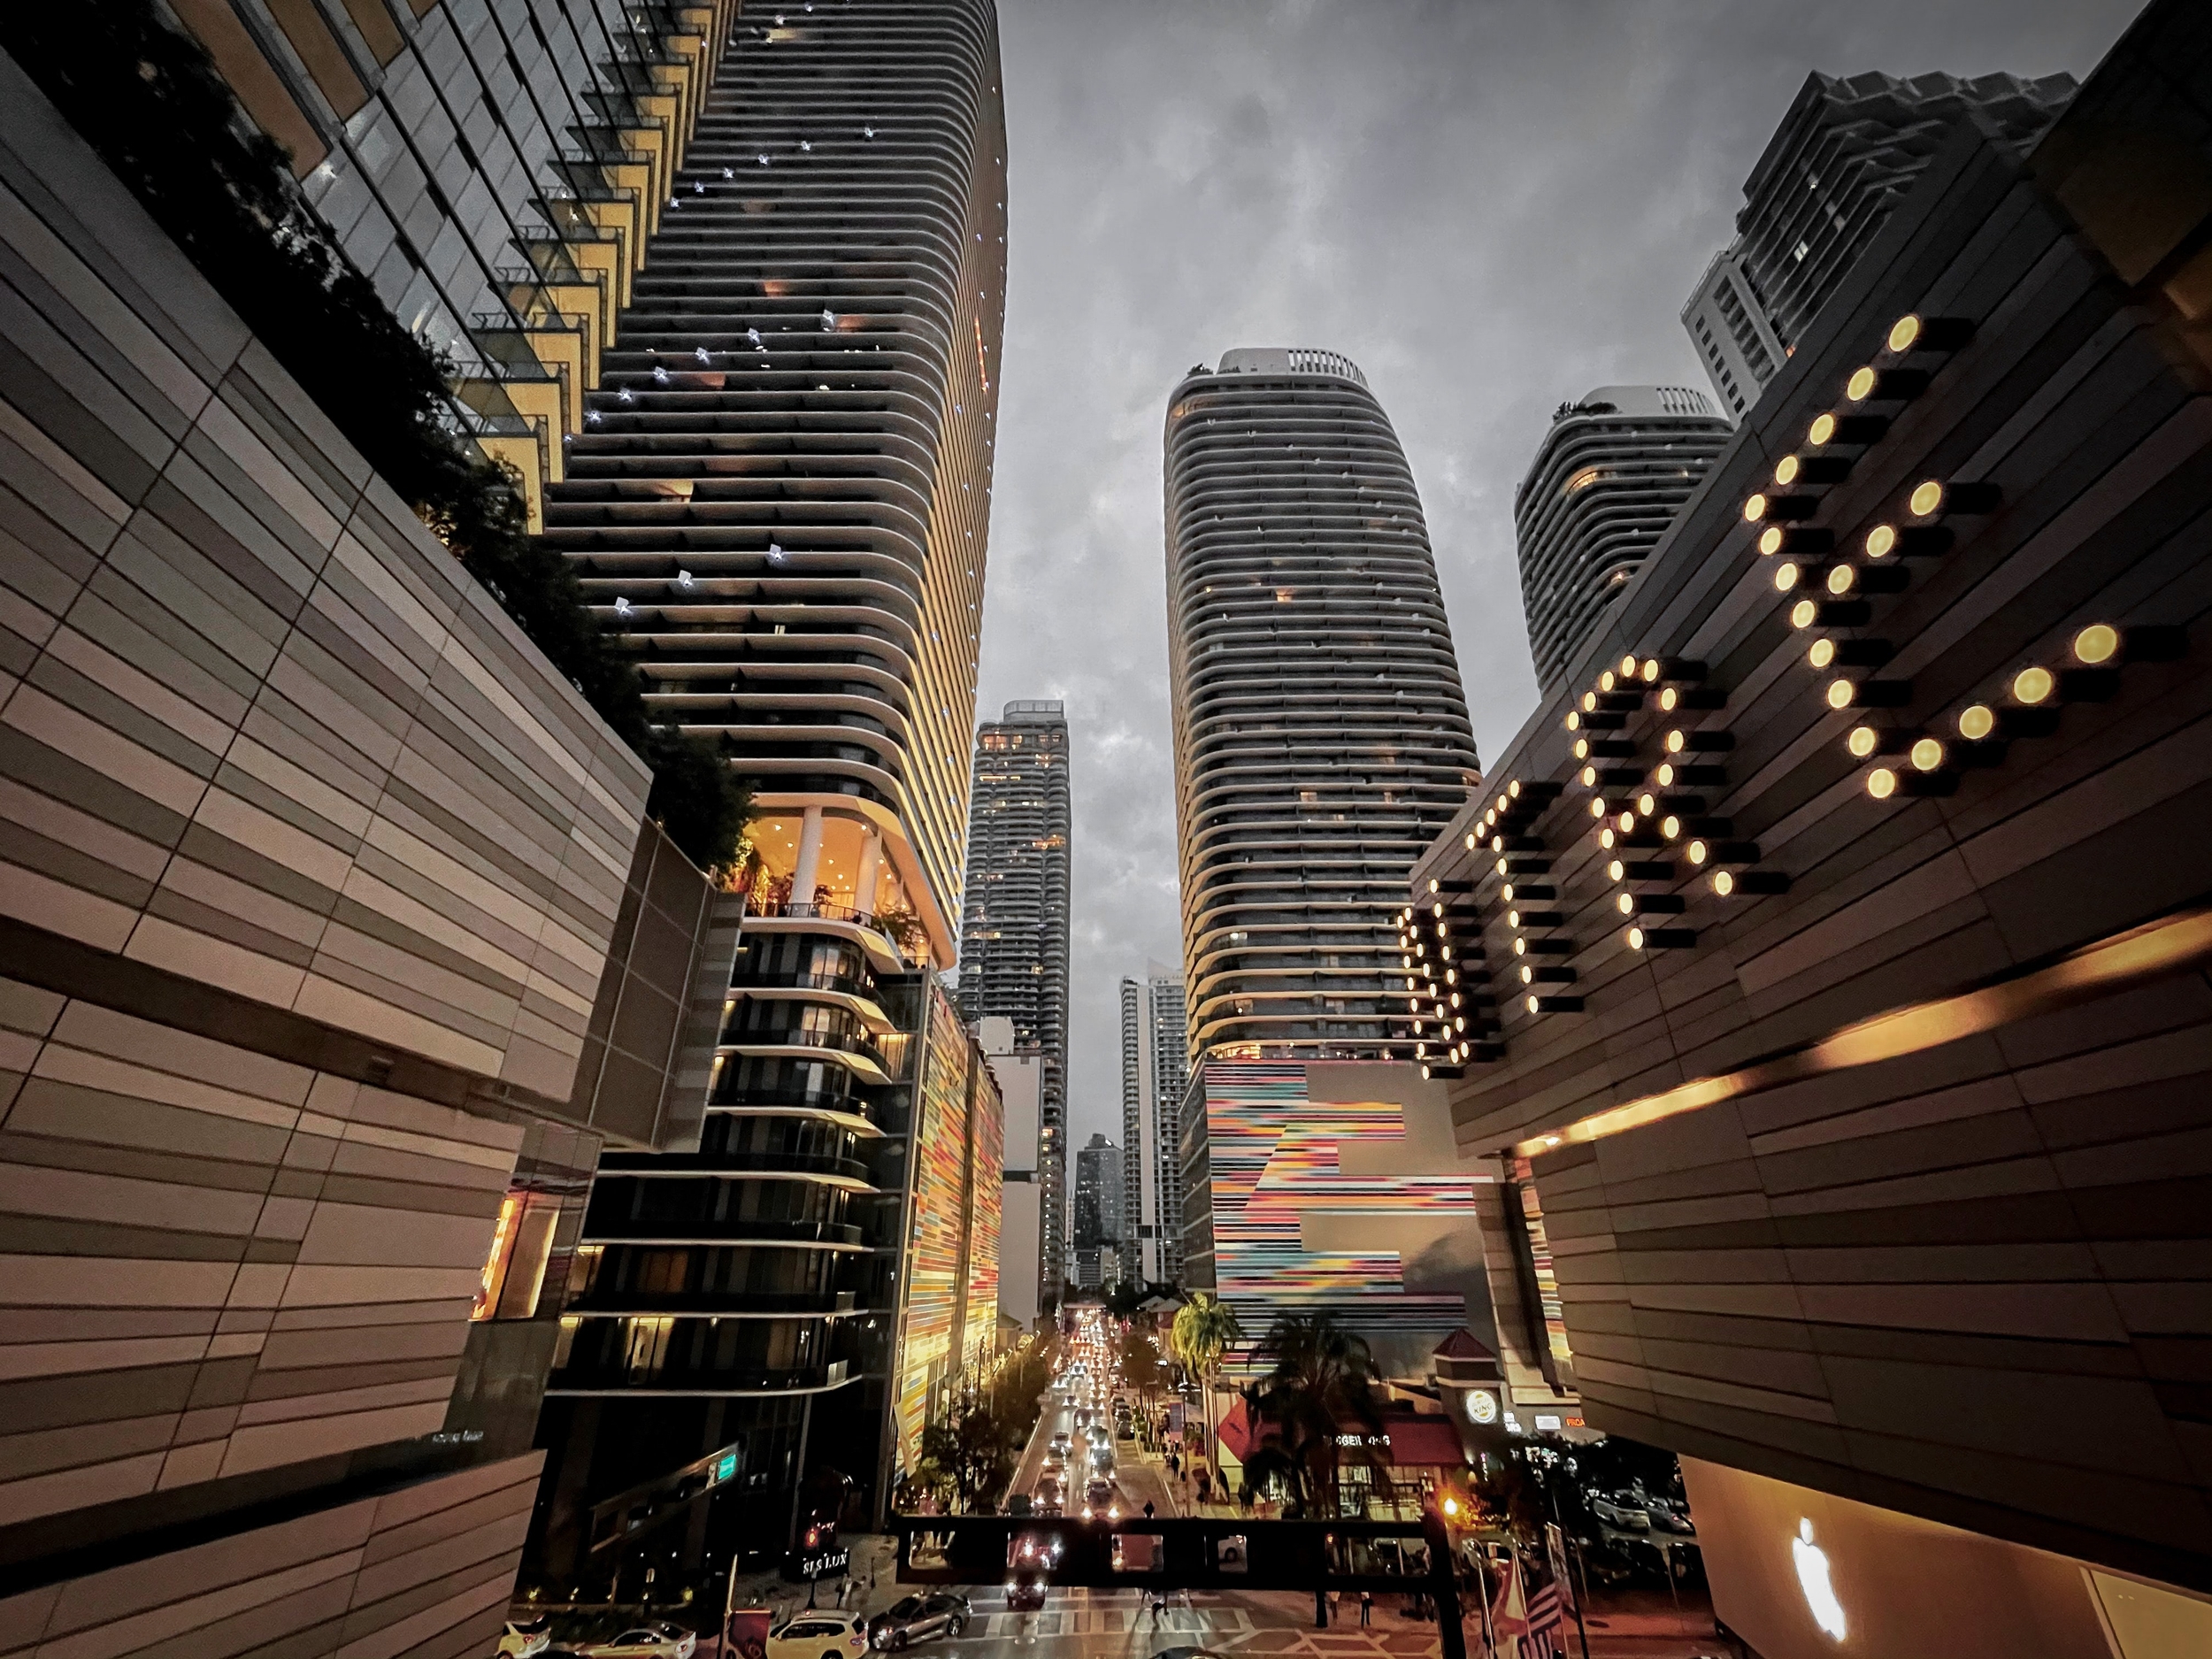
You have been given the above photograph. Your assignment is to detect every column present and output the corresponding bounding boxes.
[855,828,883,918]
[793,806,824,910]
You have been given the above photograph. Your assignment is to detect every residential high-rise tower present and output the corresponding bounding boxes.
[1164,347,1480,1062]
[1682,70,2074,414]
[1514,386,1732,692]
[526,0,1010,1596]
[957,701,1071,1306]
[1120,970,1189,1286]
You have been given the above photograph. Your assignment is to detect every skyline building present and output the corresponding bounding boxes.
[957,700,1072,1308]
[1514,385,1733,693]
[522,0,1010,1595]
[1072,1132,1122,1292]
[1164,346,1481,1063]
[1120,969,1190,1285]
[552,0,1008,965]
[1682,69,2074,415]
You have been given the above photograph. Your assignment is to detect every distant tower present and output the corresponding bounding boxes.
[1682,70,2074,412]
[1514,387,1732,692]
[958,701,1071,1307]
[1164,348,1480,1064]
[1073,1133,1123,1291]
[1120,970,1189,1285]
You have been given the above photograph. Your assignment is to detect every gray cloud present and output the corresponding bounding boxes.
[975,0,2140,1154]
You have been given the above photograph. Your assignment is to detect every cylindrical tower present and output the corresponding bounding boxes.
[1164,348,1480,1063]
[1514,385,1732,692]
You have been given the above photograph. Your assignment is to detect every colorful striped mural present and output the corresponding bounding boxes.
[1195,1062,1471,1359]
[891,979,1004,1479]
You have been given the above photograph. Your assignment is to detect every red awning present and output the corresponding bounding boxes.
[1216,1395,1255,1463]
[1381,1417,1467,1469]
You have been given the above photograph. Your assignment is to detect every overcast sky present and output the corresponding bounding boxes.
[972,0,2140,1154]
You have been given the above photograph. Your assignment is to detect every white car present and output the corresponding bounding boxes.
[586,1624,696,1659]
[584,1628,695,1659]
[500,1617,553,1659]
[767,1612,871,1659]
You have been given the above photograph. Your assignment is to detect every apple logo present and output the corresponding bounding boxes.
[1793,1517,1847,1640]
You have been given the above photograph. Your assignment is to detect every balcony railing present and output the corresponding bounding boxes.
[565,1289,864,1317]
[731,966,879,999]
[582,1217,865,1247]
[708,1087,874,1118]
[549,1358,852,1394]
[720,1025,887,1067]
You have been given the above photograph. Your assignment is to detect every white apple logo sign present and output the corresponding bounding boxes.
[1793,1517,1847,1640]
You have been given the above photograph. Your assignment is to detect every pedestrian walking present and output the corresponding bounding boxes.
[1359,1591,1373,1627]
[1326,1590,1341,1626]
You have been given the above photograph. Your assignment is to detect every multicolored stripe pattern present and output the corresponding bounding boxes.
[1196,1063,1471,1356]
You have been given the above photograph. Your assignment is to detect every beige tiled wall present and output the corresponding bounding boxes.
[0,46,670,1630]
[0,974,525,1525]
[0,1453,541,1659]
[0,50,653,1107]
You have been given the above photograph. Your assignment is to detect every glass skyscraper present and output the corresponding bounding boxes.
[957,701,1071,1303]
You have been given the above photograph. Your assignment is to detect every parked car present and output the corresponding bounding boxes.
[1589,1491,1652,1532]
[587,1625,697,1659]
[1643,1496,1695,1534]
[500,1617,554,1659]
[768,1612,870,1659]
[867,1593,971,1649]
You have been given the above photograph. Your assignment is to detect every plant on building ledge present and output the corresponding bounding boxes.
[0,5,748,872]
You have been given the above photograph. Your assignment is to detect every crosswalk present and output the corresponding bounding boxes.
[958,1592,1254,1641]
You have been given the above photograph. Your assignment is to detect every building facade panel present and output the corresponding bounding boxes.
[0,50,698,1643]
[1409,8,2212,1599]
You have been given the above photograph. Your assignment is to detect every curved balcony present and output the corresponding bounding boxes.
[564,1289,864,1318]
[546,1359,856,1398]
[731,964,879,1000]
[597,1148,875,1186]
[742,901,910,973]
[580,1217,865,1248]
[718,1025,892,1084]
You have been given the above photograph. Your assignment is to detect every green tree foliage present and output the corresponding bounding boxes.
[0,6,749,872]
[1170,1292,1243,1382]
[1240,1312,1387,1518]
[910,1336,1056,1514]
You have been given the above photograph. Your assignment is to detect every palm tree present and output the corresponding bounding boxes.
[1171,1293,1243,1482]
[1249,1312,1386,1518]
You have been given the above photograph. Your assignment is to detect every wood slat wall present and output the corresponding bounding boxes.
[0,1454,540,1659]
[0,974,523,1529]
[0,49,653,1109]
[1407,9,2212,1594]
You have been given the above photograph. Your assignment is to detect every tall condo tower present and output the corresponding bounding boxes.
[1164,348,1480,1062]
[1682,70,2073,413]
[527,0,1010,1591]
[958,701,1072,1305]
[1120,970,1189,1285]
[1515,386,1732,692]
